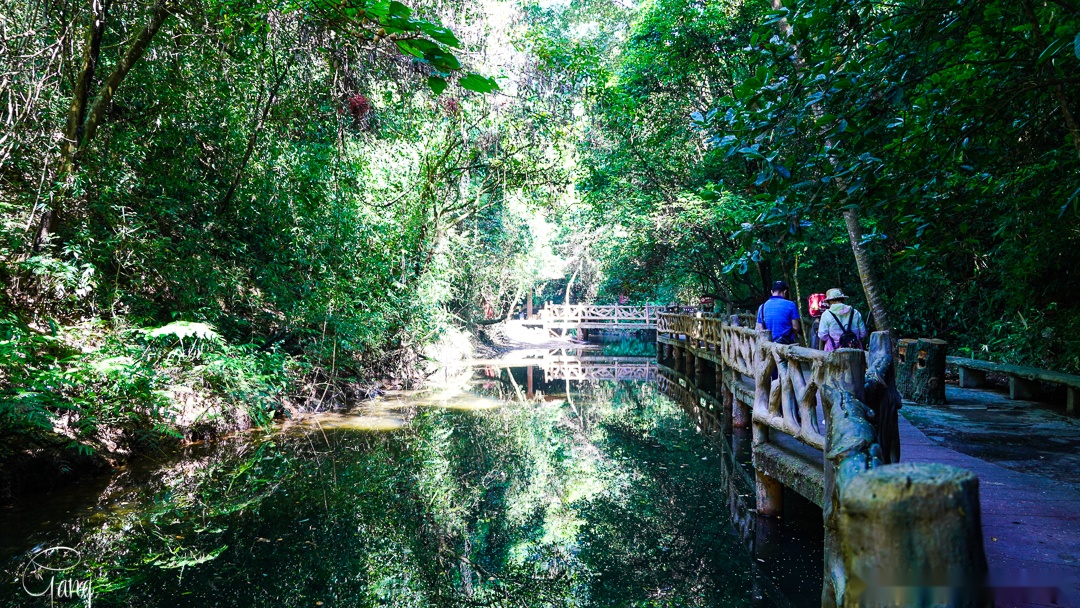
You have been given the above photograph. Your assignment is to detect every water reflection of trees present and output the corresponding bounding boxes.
[2,373,781,607]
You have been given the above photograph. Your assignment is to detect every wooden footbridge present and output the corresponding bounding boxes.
[469,349,659,383]
[654,312,986,608]
[536,304,694,335]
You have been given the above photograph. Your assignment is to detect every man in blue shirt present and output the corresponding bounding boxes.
[756,281,801,345]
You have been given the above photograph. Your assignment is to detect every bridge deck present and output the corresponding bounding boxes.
[900,386,1080,606]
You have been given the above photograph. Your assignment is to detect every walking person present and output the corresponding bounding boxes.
[756,281,801,345]
[817,288,868,351]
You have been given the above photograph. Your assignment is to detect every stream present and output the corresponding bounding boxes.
[1,343,822,607]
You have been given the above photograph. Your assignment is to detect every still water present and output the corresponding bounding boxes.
[1,349,822,607]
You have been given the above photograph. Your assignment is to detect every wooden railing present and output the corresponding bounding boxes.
[655,313,983,607]
[753,344,838,450]
[720,324,763,377]
[542,304,700,327]
[543,355,657,382]
[541,304,664,324]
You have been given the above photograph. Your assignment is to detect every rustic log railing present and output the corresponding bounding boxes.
[541,304,665,325]
[543,354,657,382]
[540,304,700,333]
[754,343,835,450]
[655,313,986,608]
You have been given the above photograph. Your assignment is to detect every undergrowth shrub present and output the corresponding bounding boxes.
[0,316,298,459]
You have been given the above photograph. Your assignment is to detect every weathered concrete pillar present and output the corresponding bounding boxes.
[911,336,946,403]
[694,354,706,387]
[822,349,870,608]
[755,470,784,517]
[895,339,916,396]
[959,367,986,388]
[656,340,664,362]
[721,384,735,431]
[733,395,751,428]
[674,346,684,373]
[1009,376,1038,400]
[839,463,987,607]
[754,512,781,560]
[684,349,696,379]
[715,362,724,398]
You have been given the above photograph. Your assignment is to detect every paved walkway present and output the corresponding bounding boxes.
[901,386,1080,607]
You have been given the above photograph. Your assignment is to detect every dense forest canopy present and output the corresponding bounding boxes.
[1,0,1079,461]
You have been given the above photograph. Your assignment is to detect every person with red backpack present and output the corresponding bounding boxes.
[817,288,868,351]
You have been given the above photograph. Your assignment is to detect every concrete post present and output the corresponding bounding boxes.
[674,346,684,374]
[822,349,869,608]
[732,394,751,428]
[715,362,724,400]
[755,470,784,517]
[839,463,987,607]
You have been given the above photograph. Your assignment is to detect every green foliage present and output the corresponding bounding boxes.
[0,314,296,459]
[0,0,573,455]
[706,0,1080,358]
[526,0,1080,370]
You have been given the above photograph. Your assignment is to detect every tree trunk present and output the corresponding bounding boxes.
[34,0,170,249]
[217,59,293,215]
[504,282,524,322]
[35,0,110,251]
[843,207,891,332]
[564,267,578,306]
[61,0,109,171]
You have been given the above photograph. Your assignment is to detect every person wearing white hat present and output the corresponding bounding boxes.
[817,288,867,351]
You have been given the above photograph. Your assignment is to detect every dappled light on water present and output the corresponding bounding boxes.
[295,412,409,432]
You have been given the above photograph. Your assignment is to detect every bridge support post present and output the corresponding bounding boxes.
[752,420,784,517]
[694,355,706,387]
[673,346,684,374]
[684,349,695,378]
[656,340,664,361]
[755,470,784,517]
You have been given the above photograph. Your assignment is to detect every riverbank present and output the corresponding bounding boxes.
[0,314,453,504]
